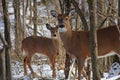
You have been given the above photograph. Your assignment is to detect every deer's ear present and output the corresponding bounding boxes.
[46,23,52,30]
[69,9,76,18]
[56,25,59,29]
[50,10,58,17]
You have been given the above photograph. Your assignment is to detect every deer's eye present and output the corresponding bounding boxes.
[58,19,61,21]
[65,18,68,20]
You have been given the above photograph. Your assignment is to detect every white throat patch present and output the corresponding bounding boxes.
[59,27,67,32]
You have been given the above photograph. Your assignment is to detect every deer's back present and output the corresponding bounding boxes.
[61,25,120,58]
[97,25,120,55]
[22,36,59,56]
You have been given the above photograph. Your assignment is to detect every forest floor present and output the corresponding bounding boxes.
[11,53,120,80]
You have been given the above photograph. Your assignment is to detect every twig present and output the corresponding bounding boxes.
[67,57,76,80]
[109,17,120,37]
[71,0,88,31]
[98,17,108,29]
[26,24,43,36]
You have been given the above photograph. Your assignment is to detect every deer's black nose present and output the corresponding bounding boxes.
[59,25,64,28]
[53,34,56,36]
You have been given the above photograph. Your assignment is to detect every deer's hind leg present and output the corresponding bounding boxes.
[51,55,56,78]
[77,57,88,80]
[26,54,36,77]
[24,56,28,76]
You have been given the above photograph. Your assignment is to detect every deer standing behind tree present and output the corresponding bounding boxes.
[21,24,60,78]
[50,10,120,80]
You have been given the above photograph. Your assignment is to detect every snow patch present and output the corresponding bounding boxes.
[107,62,120,79]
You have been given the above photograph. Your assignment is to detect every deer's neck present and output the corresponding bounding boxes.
[52,34,61,52]
[60,25,72,47]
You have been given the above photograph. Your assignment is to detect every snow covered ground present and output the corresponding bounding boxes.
[11,56,120,80]
[12,59,65,80]
[101,62,120,80]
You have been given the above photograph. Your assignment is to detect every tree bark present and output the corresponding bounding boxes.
[97,0,105,77]
[0,33,8,80]
[118,0,120,25]
[2,0,12,79]
[29,0,33,24]
[0,48,5,80]
[64,0,72,79]
[97,0,105,28]
[33,0,37,35]
[81,0,85,13]
[59,0,64,13]
[13,0,23,56]
[22,0,25,38]
[87,0,100,80]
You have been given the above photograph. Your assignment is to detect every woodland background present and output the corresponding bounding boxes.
[0,0,120,80]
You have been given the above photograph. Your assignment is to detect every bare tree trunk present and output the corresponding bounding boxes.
[0,48,5,80]
[97,0,105,77]
[64,0,71,79]
[97,0,105,28]
[87,0,100,80]
[13,0,23,56]
[25,0,29,15]
[107,0,116,25]
[22,0,25,38]
[0,33,8,80]
[118,0,120,25]
[2,0,12,79]
[59,0,64,13]
[65,0,70,14]
[81,0,85,13]
[29,0,32,24]
[33,0,37,35]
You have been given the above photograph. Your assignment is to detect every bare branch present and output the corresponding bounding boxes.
[71,0,88,31]
[26,24,43,36]
[98,17,108,29]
